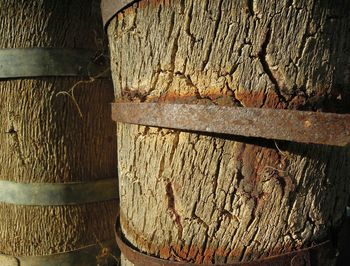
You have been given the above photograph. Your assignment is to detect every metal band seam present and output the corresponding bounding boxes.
[100,0,141,29]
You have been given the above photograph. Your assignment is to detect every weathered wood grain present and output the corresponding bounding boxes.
[0,0,118,258]
[107,0,350,264]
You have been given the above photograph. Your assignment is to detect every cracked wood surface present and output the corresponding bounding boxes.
[0,0,118,257]
[107,0,350,264]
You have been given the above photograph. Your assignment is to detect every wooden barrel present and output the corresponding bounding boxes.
[0,1,118,265]
[104,0,350,265]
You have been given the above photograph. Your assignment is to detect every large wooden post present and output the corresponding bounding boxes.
[0,1,118,265]
[106,0,350,265]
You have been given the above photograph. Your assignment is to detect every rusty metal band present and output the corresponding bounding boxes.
[0,178,118,206]
[0,48,109,79]
[111,102,350,147]
[115,216,333,266]
[101,0,141,29]
[0,239,118,266]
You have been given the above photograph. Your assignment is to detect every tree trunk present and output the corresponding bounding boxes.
[0,0,118,263]
[106,0,350,264]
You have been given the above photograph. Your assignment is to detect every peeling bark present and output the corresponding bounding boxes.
[107,0,350,264]
[0,0,118,257]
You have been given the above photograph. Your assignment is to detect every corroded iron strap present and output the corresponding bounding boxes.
[101,0,140,29]
[112,103,350,147]
[0,240,117,266]
[115,216,333,266]
[0,178,118,206]
[0,48,109,79]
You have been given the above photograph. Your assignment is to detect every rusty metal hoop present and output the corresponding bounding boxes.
[112,102,350,147]
[115,216,334,266]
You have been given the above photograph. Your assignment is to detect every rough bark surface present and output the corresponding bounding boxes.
[107,0,350,264]
[0,0,118,257]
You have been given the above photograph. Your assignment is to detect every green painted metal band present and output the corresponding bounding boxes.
[0,240,118,266]
[0,178,118,206]
[0,48,110,79]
